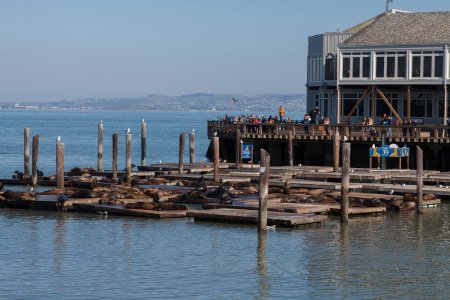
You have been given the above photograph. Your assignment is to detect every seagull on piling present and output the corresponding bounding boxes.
[56,136,61,143]
[126,128,131,134]
[28,186,34,192]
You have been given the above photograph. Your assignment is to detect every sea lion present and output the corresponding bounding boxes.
[70,189,98,198]
[423,194,437,201]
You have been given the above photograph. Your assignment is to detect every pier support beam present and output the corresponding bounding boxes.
[179,132,185,174]
[141,119,147,166]
[56,139,64,190]
[32,135,39,187]
[112,133,118,179]
[235,128,241,169]
[341,143,350,223]
[416,146,423,214]
[126,132,132,184]
[189,129,195,163]
[258,149,270,232]
[24,128,30,176]
[333,131,340,172]
[213,137,220,182]
[288,131,293,167]
[98,121,103,172]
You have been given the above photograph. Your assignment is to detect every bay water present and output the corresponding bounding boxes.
[0,110,449,299]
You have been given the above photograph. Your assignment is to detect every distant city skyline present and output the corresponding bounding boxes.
[0,0,448,102]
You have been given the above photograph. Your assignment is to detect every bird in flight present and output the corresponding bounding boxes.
[232,98,238,104]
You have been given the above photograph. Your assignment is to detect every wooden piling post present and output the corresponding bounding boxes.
[333,131,340,172]
[112,133,118,179]
[288,131,293,167]
[126,131,132,184]
[98,120,104,171]
[24,128,30,175]
[258,149,270,232]
[56,139,64,189]
[141,119,147,166]
[235,128,241,169]
[189,129,195,163]
[179,132,185,174]
[416,146,423,214]
[341,143,350,223]
[213,137,220,182]
[31,135,39,187]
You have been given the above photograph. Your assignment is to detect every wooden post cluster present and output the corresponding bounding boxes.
[24,128,30,176]
[141,119,147,166]
[213,137,220,182]
[416,146,423,214]
[56,138,64,189]
[189,129,195,164]
[98,120,104,172]
[112,133,118,179]
[126,131,132,184]
[31,135,39,187]
[341,142,350,223]
[333,131,340,172]
[179,132,185,174]
[258,149,270,232]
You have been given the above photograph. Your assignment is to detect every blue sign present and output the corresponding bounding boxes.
[369,145,410,158]
[242,144,252,159]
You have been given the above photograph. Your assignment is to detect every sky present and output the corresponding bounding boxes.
[0,0,449,102]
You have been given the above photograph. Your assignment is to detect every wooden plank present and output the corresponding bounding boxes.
[202,202,330,214]
[187,208,327,227]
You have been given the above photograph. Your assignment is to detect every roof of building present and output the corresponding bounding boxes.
[342,11,450,47]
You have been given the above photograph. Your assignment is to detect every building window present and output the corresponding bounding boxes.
[325,53,336,80]
[341,52,370,79]
[343,93,365,117]
[376,93,398,117]
[403,93,433,118]
[411,51,444,78]
[375,52,406,78]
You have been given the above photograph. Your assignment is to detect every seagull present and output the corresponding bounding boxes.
[192,129,195,133]
[214,132,217,137]
[56,136,61,143]
[100,120,103,123]
[126,128,131,134]
[388,189,394,195]
[142,118,145,123]
[266,225,276,230]
[97,211,108,216]
[232,98,238,104]
[28,186,34,192]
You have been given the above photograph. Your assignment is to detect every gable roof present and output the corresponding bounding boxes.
[342,11,450,47]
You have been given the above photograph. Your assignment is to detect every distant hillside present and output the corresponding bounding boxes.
[0,93,306,112]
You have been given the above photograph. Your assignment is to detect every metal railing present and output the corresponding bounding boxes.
[207,120,450,141]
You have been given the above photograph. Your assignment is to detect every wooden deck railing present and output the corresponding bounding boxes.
[207,120,450,143]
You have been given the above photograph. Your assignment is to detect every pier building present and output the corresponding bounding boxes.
[307,10,450,125]
[207,10,450,171]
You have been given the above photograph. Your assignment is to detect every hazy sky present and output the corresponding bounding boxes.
[0,0,448,102]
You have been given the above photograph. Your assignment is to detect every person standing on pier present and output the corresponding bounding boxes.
[279,105,285,121]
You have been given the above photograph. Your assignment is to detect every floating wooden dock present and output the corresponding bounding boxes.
[187,208,327,227]
[202,202,331,214]
[72,203,188,218]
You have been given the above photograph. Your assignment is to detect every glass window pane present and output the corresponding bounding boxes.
[376,57,384,77]
[325,58,336,80]
[343,57,350,78]
[363,57,370,77]
[397,56,406,77]
[426,99,432,117]
[423,56,432,77]
[412,56,421,77]
[411,99,425,117]
[435,56,443,77]
[387,57,395,77]
[352,57,360,77]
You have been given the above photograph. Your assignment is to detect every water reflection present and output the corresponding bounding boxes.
[257,232,269,300]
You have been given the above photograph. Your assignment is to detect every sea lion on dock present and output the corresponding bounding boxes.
[70,189,98,198]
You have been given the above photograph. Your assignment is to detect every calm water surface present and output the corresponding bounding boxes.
[1,110,450,299]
